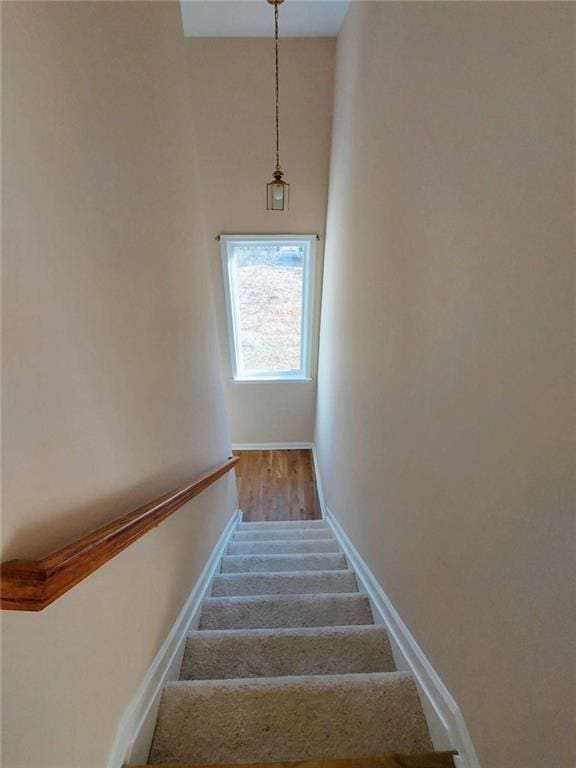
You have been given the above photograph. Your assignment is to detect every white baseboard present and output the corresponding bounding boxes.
[325,507,481,768]
[231,442,314,451]
[116,445,479,767]
[107,508,241,768]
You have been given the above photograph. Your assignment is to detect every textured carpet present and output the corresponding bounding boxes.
[148,520,432,765]
[221,552,347,573]
[227,539,340,555]
[181,625,395,680]
[233,528,335,541]
[199,593,374,630]
[211,570,358,596]
[149,673,431,764]
[237,520,328,530]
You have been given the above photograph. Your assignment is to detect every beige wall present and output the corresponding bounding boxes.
[186,38,335,444]
[2,3,236,767]
[316,3,575,768]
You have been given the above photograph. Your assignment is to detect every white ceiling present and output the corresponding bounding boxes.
[180,1,350,38]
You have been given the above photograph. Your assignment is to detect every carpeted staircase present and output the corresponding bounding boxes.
[144,519,439,766]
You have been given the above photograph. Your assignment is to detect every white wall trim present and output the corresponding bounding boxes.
[231,442,314,451]
[107,508,241,768]
[220,235,317,382]
[325,506,481,768]
[311,444,327,520]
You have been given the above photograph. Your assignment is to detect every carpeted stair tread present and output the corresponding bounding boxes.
[234,529,336,542]
[199,593,373,630]
[238,520,328,531]
[221,553,347,573]
[145,520,434,767]
[181,625,395,680]
[148,672,432,764]
[211,570,358,597]
[227,539,340,556]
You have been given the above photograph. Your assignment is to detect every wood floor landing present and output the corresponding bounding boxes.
[233,449,322,522]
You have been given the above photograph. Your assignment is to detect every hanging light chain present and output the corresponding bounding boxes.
[266,0,288,210]
[274,1,280,172]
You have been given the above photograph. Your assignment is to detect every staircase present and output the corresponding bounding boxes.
[141,519,455,768]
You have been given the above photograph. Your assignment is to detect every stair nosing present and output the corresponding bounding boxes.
[166,670,412,690]
[203,592,369,605]
[230,537,336,544]
[222,553,343,560]
[226,549,341,556]
[187,624,387,639]
[214,568,355,578]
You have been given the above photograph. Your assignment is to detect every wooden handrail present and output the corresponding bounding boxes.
[1,456,239,612]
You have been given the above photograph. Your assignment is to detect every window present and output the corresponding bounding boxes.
[220,235,316,381]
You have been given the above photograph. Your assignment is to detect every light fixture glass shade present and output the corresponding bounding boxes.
[267,175,289,211]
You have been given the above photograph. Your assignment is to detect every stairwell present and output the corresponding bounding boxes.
[141,519,443,767]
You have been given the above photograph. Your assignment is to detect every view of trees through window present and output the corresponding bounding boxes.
[231,244,304,373]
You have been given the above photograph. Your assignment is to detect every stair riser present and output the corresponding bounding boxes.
[181,626,395,680]
[227,540,339,556]
[221,553,347,573]
[234,529,334,542]
[211,570,358,597]
[238,521,328,531]
[149,673,432,764]
[199,594,373,630]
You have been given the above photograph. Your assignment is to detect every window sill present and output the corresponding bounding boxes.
[232,377,313,384]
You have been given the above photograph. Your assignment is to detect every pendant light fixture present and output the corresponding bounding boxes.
[266,0,289,211]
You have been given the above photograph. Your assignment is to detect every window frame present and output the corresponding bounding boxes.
[220,234,316,382]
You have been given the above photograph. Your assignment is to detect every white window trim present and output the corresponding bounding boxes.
[220,234,316,382]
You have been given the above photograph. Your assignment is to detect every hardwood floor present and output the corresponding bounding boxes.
[233,449,322,522]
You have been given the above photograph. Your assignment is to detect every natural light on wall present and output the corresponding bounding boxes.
[221,235,316,381]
